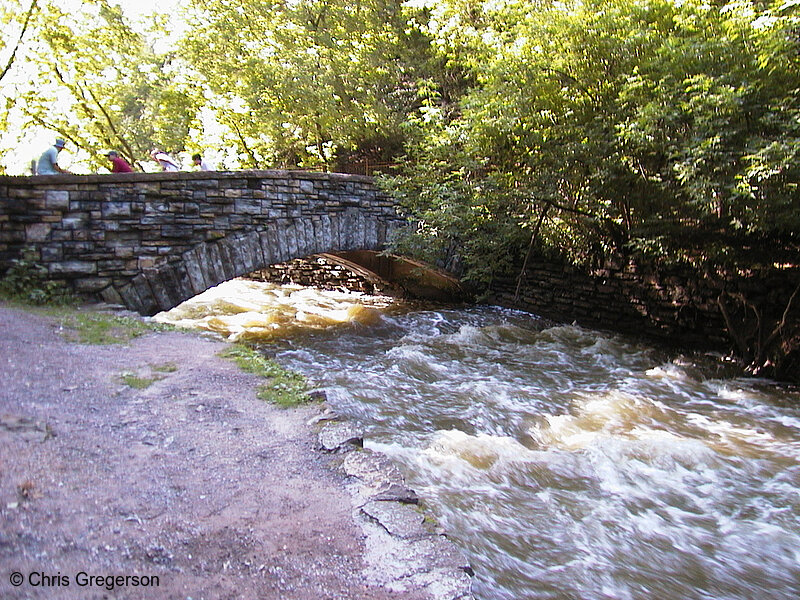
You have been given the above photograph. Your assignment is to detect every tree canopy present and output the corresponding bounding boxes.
[385,0,800,282]
[0,0,797,272]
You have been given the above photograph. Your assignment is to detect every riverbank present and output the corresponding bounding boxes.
[0,303,472,599]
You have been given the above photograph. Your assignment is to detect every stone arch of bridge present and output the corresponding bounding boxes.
[115,215,387,315]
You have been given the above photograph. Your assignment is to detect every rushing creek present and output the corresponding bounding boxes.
[155,279,800,600]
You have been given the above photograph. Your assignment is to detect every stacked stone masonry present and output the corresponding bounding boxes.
[248,256,392,296]
[489,257,800,354]
[0,170,406,314]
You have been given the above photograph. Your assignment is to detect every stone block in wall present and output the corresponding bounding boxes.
[260,225,283,264]
[364,217,377,251]
[291,220,308,257]
[99,285,123,306]
[26,223,51,242]
[44,190,69,210]
[318,215,333,251]
[118,281,144,313]
[97,258,127,273]
[302,218,319,255]
[232,232,263,276]
[183,247,210,295]
[194,243,220,287]
[282,221,299,259]
[40,245,62,262]
[189,178,220,189]
[144,268,176,312]
[102,201,132,217]
[257,228,275,266]
[331,213,345,249]
[167,261,196,307]
[62,214,89,229]
[6,187,33,199]
[347,210,364,250]
[73,277,112,293]
[161,224,194,238]
[234,197,261,214]
[113,246,135,259]
[61,241,93,255]
[48,260,96,276]
[376,220,388,247]
[131,273,159,315]
[213,239,238,281]
[0,197,29,217]
[307,217,322,255]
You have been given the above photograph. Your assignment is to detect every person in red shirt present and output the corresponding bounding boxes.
[105,150,133,173]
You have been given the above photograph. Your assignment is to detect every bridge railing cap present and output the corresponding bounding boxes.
[0,169,377,185]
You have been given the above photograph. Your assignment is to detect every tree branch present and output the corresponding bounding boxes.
[717,292,749,357]
[0,0,39,84]
[85,87,142,170]
[514,201,551,303]
[762,280,800,353]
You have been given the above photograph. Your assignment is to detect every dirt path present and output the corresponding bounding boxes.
[0,304,467,600]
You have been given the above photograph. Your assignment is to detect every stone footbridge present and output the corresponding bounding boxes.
[0,170,407,314]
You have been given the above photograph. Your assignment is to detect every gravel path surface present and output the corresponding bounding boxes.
[0,304,432,600]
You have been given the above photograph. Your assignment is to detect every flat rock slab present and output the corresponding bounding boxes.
[361,500,430,539]
[318,420,364,452]
[340,449,473,599]
[360,515,474,600]
[343,448,419,503]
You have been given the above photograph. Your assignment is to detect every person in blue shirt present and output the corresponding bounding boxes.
[37,139,71,175]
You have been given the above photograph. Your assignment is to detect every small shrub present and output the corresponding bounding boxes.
[0,250,75,305]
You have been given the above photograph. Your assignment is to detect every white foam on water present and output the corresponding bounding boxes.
[154,278,395,340]
[423,429,536,472]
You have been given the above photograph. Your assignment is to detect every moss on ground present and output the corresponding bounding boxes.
[56,311,174,345]
[218,344,312,408]
[119,371,162,389]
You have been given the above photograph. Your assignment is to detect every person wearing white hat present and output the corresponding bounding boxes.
[150,149,180,172]
[37,139,71,175]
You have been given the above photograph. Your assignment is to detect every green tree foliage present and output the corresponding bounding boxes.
[182,0,442,170]
[5,0,198,171]
[387,0,800,283]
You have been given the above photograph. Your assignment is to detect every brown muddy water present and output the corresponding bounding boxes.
[155,279,800,600]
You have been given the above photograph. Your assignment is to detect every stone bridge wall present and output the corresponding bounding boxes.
[0,170,405,314]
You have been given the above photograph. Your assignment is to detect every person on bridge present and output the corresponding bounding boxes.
[151,149,179,172]
[36,139,71,175]
[105,150,133,173]
[192,153,213,171]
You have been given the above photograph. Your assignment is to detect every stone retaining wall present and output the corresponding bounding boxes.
[489,256,800,358]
